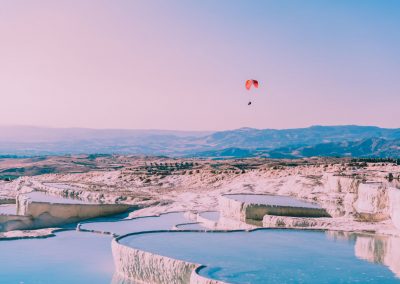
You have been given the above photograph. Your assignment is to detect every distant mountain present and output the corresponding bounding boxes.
[269,137,400,158]
[191,147,257,158]
[0,126,211,156]
[193,138,400,159]
[1,125,400,158]
[205,125,400,149]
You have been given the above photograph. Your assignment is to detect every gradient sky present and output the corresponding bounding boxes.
[1,0,399,130]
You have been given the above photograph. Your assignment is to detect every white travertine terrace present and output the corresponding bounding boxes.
[389,188,400,230]
[219,194,330,223]
[262,215,333,229]
[112,238,195,283]
[218,177,400,233]
[107,174,400,283]
[354,183,389,221]
[15,192,131,230]
[353,184,400,231]
[1,161,400,281]
[112,231,227,284]
[0,214,33,232]
[0,192,131,232]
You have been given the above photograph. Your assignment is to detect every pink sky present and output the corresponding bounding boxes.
[1,1,399,130]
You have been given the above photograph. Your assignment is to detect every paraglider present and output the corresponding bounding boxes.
[245,79,258,90]
[245,79,258,105]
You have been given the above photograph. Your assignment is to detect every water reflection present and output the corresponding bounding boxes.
[355,234,400,278]
[327,231,400,278]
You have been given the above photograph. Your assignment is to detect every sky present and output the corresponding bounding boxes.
[0,0,399,131]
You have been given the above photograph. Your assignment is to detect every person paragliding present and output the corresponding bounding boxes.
[245,79,258,105]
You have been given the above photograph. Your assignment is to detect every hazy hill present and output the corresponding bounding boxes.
[270,137,400,158]
[206,126,400,149]
[1,125,400,158]
[194,138,400,159]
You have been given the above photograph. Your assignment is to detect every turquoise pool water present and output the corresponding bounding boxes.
[0,212,191,283]
[199,211,220,221]
[175,222,206,230]
[80,212,189,235]
[0,204,16,215]
[0,231,116,284]
[120,229,400,283]
[227,194,322,208]
[2,206,399,284]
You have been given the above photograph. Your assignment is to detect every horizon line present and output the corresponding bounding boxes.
[0,124,399,132]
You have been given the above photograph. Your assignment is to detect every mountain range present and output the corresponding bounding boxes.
[0,125,400,158]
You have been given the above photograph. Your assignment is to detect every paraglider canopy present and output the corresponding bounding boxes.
[245,79,259,90]
[245,79,259,106]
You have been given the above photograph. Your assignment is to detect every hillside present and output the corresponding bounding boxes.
[1,125,400,157]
